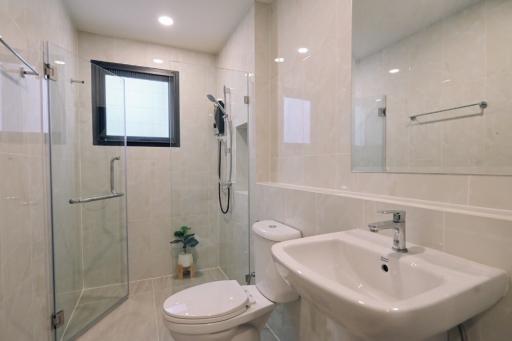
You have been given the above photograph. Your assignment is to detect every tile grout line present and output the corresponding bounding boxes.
[265,324,282,341]
[150,277,161,341]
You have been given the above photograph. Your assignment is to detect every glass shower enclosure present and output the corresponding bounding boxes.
[46,42,129,340]
[215,68,251,285]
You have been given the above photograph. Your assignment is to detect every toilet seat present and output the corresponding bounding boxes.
[163,280,250,324]
[163,284,274,336]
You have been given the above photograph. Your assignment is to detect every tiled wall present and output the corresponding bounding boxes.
[77,32,220,282]
[217,6,255,72]
[254,0,512,340]
[0,0,77,340]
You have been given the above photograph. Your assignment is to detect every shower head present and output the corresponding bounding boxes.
[206,94,218,103]
[207,94,226,114]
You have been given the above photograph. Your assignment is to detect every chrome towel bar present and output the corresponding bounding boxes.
[0,35,40,77]
[410,101,487,121]
[69,192,124,204]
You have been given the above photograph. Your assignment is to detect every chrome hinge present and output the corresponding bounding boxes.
[44,63,57,81]
[244,96,250,105]
[245,272,255,285]
[52,310,64,329]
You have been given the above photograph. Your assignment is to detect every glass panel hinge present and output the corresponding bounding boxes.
[44,64,57,81]
[245,272,255,285]
[52,310,64,329]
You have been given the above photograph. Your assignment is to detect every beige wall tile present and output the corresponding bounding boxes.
[469,176,512,210]
[78,32,219,283]
[283,188,316,236]
[316,193,364,234]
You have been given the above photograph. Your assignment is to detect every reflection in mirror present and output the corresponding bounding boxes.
[352,95,386,171]
[352,0,512,175]
[284,97,311,144]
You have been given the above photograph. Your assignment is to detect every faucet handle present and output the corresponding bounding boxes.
[378,210,406,223]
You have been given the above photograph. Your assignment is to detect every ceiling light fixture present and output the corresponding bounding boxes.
[153,58,164,64]
[54,60,66,65]
[274,57,285,63]
[158,16,174,26]
[388,68,400,74]
[297,47,309,54]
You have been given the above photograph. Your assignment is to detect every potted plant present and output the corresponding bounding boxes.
[170,225,199,268]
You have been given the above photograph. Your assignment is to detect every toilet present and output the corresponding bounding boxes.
[162,220,301,341]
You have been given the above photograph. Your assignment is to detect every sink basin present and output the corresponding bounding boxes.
[271,229,508,340]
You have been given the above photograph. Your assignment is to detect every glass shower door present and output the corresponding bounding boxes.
[46,43,128,341]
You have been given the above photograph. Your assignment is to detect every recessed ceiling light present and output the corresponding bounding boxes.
[297,47,309,54]
[274,57,285,63]
[388,68,400,74]
[54,60,65,65]
[158,16,174,26]
[153,58,163,64]
[442,79,451,84]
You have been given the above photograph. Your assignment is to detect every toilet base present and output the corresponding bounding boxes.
[171,325,259,341]
[168,311,271,341]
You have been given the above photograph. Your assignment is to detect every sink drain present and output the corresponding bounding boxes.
[381,264,389,272]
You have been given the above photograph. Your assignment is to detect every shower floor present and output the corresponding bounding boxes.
[62,283,128,340]
[70,268,275,341]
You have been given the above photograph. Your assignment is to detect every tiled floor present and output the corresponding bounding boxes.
[63,284,128,339]
[75,268,278,341]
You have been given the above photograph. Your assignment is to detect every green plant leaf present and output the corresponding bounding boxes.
[184,237,199,248]
[172,226,197,248]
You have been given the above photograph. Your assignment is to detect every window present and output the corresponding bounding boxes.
[91,60,180,147]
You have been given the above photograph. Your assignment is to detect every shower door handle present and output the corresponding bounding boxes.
[110,156,121,194]
[68,156,124,204]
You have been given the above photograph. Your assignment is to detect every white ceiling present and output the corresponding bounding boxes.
[64,0,254,54]
[353,0,480,60]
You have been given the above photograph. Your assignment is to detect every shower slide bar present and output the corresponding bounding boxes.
[409,101,487,121]
[0,35,40,77]
[69,156,124,204]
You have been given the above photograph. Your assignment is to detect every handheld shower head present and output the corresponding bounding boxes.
[206,94,218,103]
[206,94,226,114]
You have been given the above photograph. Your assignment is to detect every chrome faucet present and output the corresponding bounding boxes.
[368,210,408,253]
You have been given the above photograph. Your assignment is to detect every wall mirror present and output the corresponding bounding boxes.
[351,0,512,175]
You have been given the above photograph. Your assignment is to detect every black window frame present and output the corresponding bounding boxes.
[91,60,180,147]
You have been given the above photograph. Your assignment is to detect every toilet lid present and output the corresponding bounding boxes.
[163,280,249,322]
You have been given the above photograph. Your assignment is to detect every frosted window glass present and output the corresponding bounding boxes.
[106,75,169,138]
[283,97,311,144]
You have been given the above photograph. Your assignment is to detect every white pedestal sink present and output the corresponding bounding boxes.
[271,229,508,341]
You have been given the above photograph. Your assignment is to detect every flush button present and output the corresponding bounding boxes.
[268,224,277,228]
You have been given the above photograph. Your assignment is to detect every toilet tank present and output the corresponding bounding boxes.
[252,220,301,303]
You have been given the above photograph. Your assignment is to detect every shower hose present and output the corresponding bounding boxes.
[218,139,230,214]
